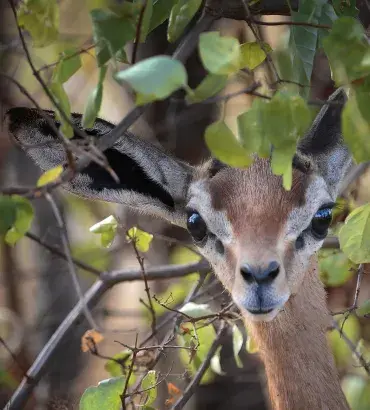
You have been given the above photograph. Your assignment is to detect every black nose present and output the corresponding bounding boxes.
[240,261,280,284]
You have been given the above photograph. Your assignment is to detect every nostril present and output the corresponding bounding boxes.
[240,264,255,283]
[269,266,280,280]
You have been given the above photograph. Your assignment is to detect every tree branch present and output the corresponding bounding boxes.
[4,261,210,410]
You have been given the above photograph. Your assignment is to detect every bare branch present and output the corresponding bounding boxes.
[170,322,228,410]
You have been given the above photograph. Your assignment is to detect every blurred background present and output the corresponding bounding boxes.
[1,1,370,409]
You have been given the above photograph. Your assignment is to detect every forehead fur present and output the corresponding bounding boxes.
[199,158,310,237]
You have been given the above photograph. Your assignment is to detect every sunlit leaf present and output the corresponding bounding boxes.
[232,324,243,368]
[210,346,225,375]
[4,196,34,246]
[177,322,216,384]
[205,121,252,168]
[90,215,118,248]
[17,0,59,47]
[339,204,370,264]
[115,56,187,105]
[323,17,370,85]
[328,315,360,368]
[167,0,202,43]
[342,375,370,410]
[357,299,370,317]
[81,329,104,352]
[199,32,240,75]
[82,65,107,129]
[126,226,153,252]
[141,370,157,405]
[239,42,272,70]
[186,74,228,103]
[37,165,63,187]
[246,334,258,354]
[0,196,18,236]
[104,350,132,377]
[49,81,73,138]
[179,302,213,318]
[52,48,82,84]
[319,249,354,287]
[79,376,124,410]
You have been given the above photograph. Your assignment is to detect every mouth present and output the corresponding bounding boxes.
[246,307,274,315]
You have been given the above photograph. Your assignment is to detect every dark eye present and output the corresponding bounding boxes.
[186,210,208,242]
[311,207,333,240]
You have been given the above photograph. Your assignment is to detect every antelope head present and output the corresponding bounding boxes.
[6,89,352,322]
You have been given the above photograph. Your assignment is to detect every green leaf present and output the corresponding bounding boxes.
[265,92,311,189]
[323,17,370,85]
[210,346,225,376]
[79,376,124,410]
[17,0,59,47]
[177,322,216,385]
[357,299,370,317]
[104,350,132,377]
[199,32,241,75]
[0,196,17,235]
[332,0,358,17]
[342,375,370,410]
[342,82,370,163]
[135,0,153,43]
[339,204,370,264]
[237,98,271,158]
[82,66,107,129]
[4,196,34,246]
[246,334,258,354]
[239,42,272,70]
[150,0,178,32]
[90,8,136,66]
[167,0,202,43]
[319,249,354,287]
[318,3,338,45]
[186,74,228,103]
[232,324,243,368]
[37,165,63,187]
[329,315,360,368]
[49,81,73,138]
[126,226,153,252]
[52,48,82,84]
[288,0,322,89]
[179,302,213,318]
[205,121,252,168]
[141,370,157,405]
[90,215,118,248]
[115,56,187,105]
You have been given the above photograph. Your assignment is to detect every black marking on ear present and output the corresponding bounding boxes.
[82,148,175,208]
[298,89,347,156]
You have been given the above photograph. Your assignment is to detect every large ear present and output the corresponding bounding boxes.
[297,88,353,196]
[6,107,194,226]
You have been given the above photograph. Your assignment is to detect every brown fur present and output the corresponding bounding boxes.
[246,258,349,410]
[195,159,349,410]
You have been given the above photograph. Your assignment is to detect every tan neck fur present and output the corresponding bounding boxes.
[245,258,349,410]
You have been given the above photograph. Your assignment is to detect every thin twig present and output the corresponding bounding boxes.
[250,18,331,30]
[44,193,98,331]
[128,231,157,336]
[131,0,148,64]
[332,320,370,375]
[170,322,228,410]
[5,261,210,410]
[120,334,139,409]
[25,232,101,276]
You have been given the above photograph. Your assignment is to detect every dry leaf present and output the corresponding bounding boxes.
[81,329,104,352]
